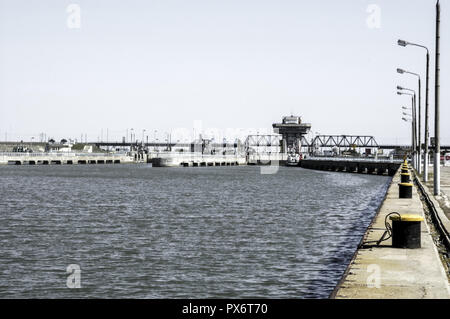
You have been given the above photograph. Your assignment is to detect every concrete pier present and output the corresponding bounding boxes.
[150,152,287,167]
[332,169,450,299]
[0,152,134,165]
[300,157,402,176]
[151,153,247,167]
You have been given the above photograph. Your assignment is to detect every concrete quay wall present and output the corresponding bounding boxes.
[300,157,401,176]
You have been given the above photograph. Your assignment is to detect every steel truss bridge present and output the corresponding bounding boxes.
[242,134,450,152]
[244,135,281,152]
[309,135,378,148]
[245,134,381,150]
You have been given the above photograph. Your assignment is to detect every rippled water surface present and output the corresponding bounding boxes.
[0,165,390,298]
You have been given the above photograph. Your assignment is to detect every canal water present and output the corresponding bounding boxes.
[0,165,390,298]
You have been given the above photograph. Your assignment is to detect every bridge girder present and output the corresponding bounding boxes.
[311,135,379,149]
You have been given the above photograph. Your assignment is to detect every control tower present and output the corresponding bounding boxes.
[272,115,311,154]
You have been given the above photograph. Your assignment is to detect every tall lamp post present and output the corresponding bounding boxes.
[434,0,441,195]
[397,68,422,175]
[398,39,430,181]
[397,89,417,168]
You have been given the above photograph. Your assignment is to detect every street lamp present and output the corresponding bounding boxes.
[397,39,430,181]
[397,68,422,174]
[397,39,408,47]
[398,87,417,153]
[398,90,417,168]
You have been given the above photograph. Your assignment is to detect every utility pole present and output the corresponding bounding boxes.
[424,50,430,182]
[413,93,417,169]
[434,0,441,195]
[417,76,422,175]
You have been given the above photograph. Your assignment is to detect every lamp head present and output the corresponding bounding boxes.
[397,68,405,74]
[398,39,408,47]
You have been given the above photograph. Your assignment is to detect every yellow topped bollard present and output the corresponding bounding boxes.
[389,214,424,248]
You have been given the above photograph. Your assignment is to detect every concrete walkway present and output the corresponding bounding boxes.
[441,166,450,198]
[425,166,450,219]
[332,169,450,299]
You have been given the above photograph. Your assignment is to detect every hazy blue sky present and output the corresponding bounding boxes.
[0,0,448,144]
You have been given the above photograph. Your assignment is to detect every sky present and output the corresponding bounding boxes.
[0,0,449,145]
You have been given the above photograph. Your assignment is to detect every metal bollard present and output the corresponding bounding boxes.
[398,182,413,198]
[389,214,424,248]
[400,173,411,183]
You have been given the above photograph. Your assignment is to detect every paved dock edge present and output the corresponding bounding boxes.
[329,174,393,299]
[330,169,450,299]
